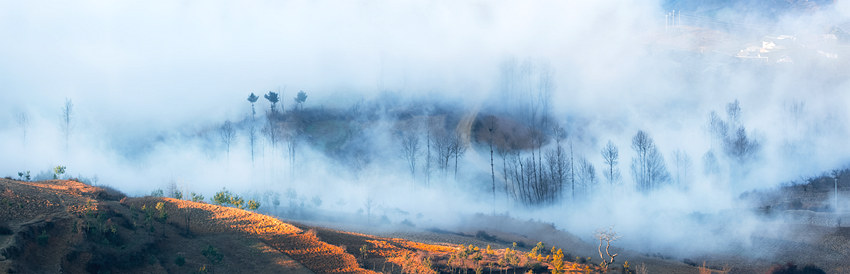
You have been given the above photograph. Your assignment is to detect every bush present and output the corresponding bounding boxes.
[175,255,186,266]
[151,189,164,197]
[53,165,66,179]
[155,202,168,220]
[17,171,30,181]
[37,230,49,246]
[768,262,826,274]
[212,189,233,205]
[191,192,205,202]
[247,200,260,211]
[202,245,223,263]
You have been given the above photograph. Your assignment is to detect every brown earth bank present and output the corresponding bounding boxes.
[1,178,844,274]
[0,179,604,274]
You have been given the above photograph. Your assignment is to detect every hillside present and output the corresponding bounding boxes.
[0,179,598,273]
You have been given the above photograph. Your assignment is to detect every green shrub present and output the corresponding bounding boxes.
[37,230,49,246]
[247,200,260,211]
[155,202,168,220]
[212,189,232,205]
[175,255,186,266]
[191,192,205,202]
[53,165,66,179]
[151,189,164,197]
[202,245,223,263]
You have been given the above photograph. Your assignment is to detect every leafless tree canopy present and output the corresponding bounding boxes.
[595,226,621,269]
[62,98,73,150]
[601,140,620,186]
[631,130,670,192]
[220,120,236,158]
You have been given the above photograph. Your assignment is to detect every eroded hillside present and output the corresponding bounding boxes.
[0,179,599,273]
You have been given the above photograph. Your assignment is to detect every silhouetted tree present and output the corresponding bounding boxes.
[262,116,279,151]
[264,91,279,113]
[671,149,691,187]
[247,93,259,116]
[247,93,259,163]
[16,111,28,145]
[294,90,307,111]
[576,156,597,195]
[220,120,236,159]
[706,99,761,182]
[601,140,620,186]
[449,132,467,180]
[702,150,720,176]
[631,130,669,192]
[397,129,421,185]
[61,98,73,151]
[545,124,568,202]
[482,116,499,213]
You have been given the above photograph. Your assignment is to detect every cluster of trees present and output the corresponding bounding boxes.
[461,98,763,206]
[198,76,761,208]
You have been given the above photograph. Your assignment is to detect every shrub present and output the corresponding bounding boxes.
[230,195,245,209]
[202,245,223,263]
[190,192,205,202]
[53,165,66,179]
[155,202,168,221]
[247,200,260,211]
[212,189,233,205]
[768,262,826,274]
[170,189,183,199]
[531,241,545,256]
[175,255,186,266]
[17,171,30,181]
[37,230,49,246]
[150,189,164,197]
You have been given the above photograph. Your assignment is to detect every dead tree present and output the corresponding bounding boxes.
[61,98,73,151]
[220,120,236,159]
[16,111,28,145]
[595,226,621,269]
[601,140,620,186]
[398,129,421,186]
[247,93,259,163]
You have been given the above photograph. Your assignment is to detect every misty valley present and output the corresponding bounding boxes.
[3,1,850,273]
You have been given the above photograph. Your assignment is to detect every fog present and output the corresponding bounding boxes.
[2,0,850,260]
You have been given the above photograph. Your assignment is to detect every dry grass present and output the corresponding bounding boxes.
[125,196,369,273]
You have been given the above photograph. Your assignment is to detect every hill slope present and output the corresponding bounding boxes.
[0,179,596,273]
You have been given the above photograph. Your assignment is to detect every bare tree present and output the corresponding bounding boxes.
[484,116,498,213]
[595,227,621,269]
[431,127,453,177]
[706,99,761,181]
[61,98,73,151]
[702,150,720,176]
[262,115,279,151]
[220,120,236,159]
[671,149,692,187]
[247,93,259,163]
[785,99,805,132]
[398,130,421,185]
[576,156,597,195]
[283,122,299,177]
[16,111,29,145]
[545,124,567,203]
[601,140,620,186]
[631,130,669,192]
[449,132,467,180]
